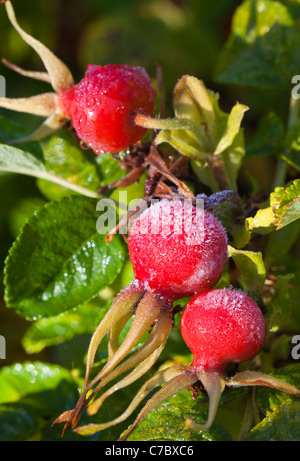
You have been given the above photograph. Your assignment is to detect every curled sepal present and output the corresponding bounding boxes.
[2,58,51,83]
[87,342,165,416]
[4,1,74,93]
[107,311,133,359]
[87,300,173,404]
[0,93,57,117]
[75,365,194,437]
[52,287,173,436]
[51,286,145,435]
[117,366,198,441]
[226,370,300,396]
[186,369,300,436]
[87,290,171,389]
[84,284,145,386]
[12,114,67,144]
[186,371,226,433]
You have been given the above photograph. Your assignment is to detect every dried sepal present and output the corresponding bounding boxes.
[87,342,165,416]
[2,58,51,83]
[117,366,198,441]
[75,365,194,437]
[4,1,74,93]
[53,286,174,435]
[226,370,300,396]
[84,285,145,386]
[0,93,57,117]
[107,311,133,359]
[87,290,168,389]
[145,146,194,200]
[192,371,226,431]
[86,301,173,402]
[186,369,300,436]
[0,1,74,144]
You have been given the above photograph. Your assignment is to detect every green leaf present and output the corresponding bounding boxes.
[190,158,219,193]
[244,364,300,441]
[4,195,126,319]
[246,112,285,158]
[148,76,247,191]
[0,143,46,175]
[0,115,109,199]
[281,0,300,19]
[282,142,300,171]
[215,0,300,88]
[233,188,287,248]
[244,402,300,441]
[228,245,266,297]
[221,129,246,192]
[37,132,127,200]
[242,365,300,440]
[274,179,300,229]
[96,151,128,187]
[214,103,249,156]
[0,114,43,158]
[265,219,300,267]
[0,361,74,404]
[265,273,295,328]
[245,206,276,239]
[173,75,218,147]
[0,361,80,441]
[0,142,101,199]
[155,125,209,161]
[21,300,112,354]
[37,131,102,200]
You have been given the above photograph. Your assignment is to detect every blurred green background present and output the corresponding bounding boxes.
[0,0,297,368]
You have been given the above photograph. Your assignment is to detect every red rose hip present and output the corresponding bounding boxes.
[0,2,156,154]
[128,199,228,300]
[59,64,156,154]
[115,288,299,441]
[180,288,266,373]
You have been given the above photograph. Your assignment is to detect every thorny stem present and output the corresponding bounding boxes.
[205,155,231,191]
[134,113,209,153]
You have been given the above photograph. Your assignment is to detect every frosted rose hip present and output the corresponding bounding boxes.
[128,199,228,300]
[180,289,266,373]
